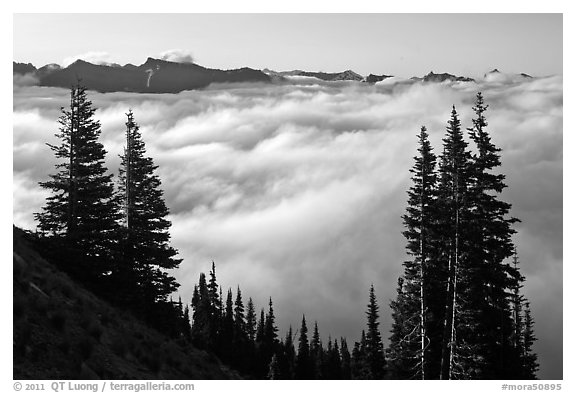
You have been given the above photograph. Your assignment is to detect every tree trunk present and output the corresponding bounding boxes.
[419,192,426,380]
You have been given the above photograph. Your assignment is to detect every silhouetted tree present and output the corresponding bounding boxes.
[35,82,119,280]
[278,326,296,379]
[436,106,474,379]
[116,110,181,307]
[365,285,386,378]
[325,338,342,379]
[389,126,437,379]
[246,298,257,342]
[265,297,279,345]
[191,273,211,348]
[233,286,247,368]
[351,330,369,379]
[521,302,539,379]
[295,315,312,379]
[340,338,352,379]
[310,321,324,379]
[221,288,235,361]
[464,92,521,378]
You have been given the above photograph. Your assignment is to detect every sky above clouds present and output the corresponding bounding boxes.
[13,73,562,378]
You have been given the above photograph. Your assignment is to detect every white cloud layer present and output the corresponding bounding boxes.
[159,49,195,64]
[62,51,116,67]
[12,76,563,378]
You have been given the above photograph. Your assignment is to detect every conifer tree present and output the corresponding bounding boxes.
[117,110,181,304]
[351,330,369,379]
[324,338,342,379]
[436,106,474,379]
[365,284,386,378]
[296,315,311,379]
[389,126,437,379]
[340,338,352,379]
[465,92,521,378]
[265,297,279,345]
[256,309,266,343]
[221,288,235,358]
[521,302,539,379]
[282,326,296,379]
[183,304,191,340]
[234,286,246,341]
[208,262,221,312]
[310,321,324,379]
[246,298,257,342]
[255,308,267,376]
[35,82,119,278]
[242,297,257,375]
[204,263,222,351]
[191,273,211,348]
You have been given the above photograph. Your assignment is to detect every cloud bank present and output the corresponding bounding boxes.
[13,76,562,379]
[62,51,116,67]
[159,49,195,64]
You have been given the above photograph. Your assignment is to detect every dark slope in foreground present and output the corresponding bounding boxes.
[13,226,237,379]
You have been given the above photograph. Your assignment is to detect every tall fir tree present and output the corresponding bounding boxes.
[340,338,352,379]
[234,286,246,341]
[295,315,312,379]
[521,302,539,379]
[221,288,235,361]
[35,82,119,279]
[208,262,221,312]
[436,105,474,379]
[310,321,324,379]
[206,262,222,351]
[256,309,266,343]
[255,308,267,376]
[280,326,296,379]
[265,297,279,345]
[465,92,521,378]
[364,284,386,378]
[325,338,342,379]
[117,110,181,305]
[191,273,211,348]
[351,330,369,379]
[246,297,257,343]
[389,126,437,379]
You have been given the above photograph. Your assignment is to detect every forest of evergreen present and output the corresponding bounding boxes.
[29,83,538,379]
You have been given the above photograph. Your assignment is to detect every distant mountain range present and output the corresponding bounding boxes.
[13,58,533,93]
[262,68,364,82]
[13,58,270,93]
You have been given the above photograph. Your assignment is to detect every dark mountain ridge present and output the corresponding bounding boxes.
[412,71,476,83]
[365,73,394,83]
[14,58,271,93]
[14,59,537,93]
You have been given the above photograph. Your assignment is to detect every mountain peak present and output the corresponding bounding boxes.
[422,71,474,83]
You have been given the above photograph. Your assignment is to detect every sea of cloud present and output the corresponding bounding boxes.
[13,74,562,378]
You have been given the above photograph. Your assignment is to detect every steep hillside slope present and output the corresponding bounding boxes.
[13,226,237,379]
